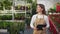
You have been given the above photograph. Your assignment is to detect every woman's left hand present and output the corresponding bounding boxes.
[42,27,46,34]
[42,27,46,30]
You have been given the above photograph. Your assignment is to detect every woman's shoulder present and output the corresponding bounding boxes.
[31,14,37,18]
[32,14,48,18]
[44,15,48,18]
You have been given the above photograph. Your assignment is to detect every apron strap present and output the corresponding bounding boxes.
[43,15,44,19]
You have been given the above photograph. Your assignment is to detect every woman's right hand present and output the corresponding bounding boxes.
[34,27,37,30]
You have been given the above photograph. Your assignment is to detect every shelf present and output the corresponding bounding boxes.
[15,12,26,13]
[0,0,32,34]
[26,17,31,18]
[14,10,26,13]
[14,20,25,22]
[0,0,32,28]
[0,20,25,22]
[49,13,60,15]
[14,10,25,12]
[0,14,12,15]
[0,29,7,32]
[0,10,12,13]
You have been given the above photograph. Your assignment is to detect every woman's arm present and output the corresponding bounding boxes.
[45,16,50,28]
[30,15,35,29]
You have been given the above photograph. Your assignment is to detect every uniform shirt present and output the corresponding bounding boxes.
[30,14,50,29]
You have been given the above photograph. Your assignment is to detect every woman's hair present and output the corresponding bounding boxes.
[37,4,46,15]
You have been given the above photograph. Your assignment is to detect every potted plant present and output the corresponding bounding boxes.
[15,6,20,10]
[1,15,12,20]
[0,21,11,29]
[14,13,25,20]
[14,13,21,20]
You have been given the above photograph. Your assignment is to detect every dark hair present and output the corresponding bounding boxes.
[37,4,46,15]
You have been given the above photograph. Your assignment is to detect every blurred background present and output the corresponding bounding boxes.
[0,0,60,34]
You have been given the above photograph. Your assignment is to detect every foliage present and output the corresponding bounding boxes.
[49,14,60,31]
[0,0,12,10]
[0,21,25,34]
[25,18,31,26]
[14,13,25,20]
[26,0,32,3]
[0,15,12,20]
[32,1,37,15]
[0,2,3,10]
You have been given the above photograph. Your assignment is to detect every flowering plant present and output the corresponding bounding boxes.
[49,14,60,32]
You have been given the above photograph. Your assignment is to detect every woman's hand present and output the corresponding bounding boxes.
[42,27,46,34]
[42,27,46,30]
[34,27,37,30]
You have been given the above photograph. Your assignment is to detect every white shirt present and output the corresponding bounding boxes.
[30,14,50,29]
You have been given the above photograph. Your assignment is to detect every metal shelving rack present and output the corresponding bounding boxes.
[13,0,32,22]
[0,0,32,33]
[0,0,32,22]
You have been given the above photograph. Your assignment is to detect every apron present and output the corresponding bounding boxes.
[33,15,46,34]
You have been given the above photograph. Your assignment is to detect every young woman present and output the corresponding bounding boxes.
[30,4,50,34]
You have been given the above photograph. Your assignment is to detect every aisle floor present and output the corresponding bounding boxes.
[0,28,52,34]
[24,28,52,34]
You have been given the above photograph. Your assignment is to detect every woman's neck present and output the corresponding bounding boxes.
[38,12,42,15]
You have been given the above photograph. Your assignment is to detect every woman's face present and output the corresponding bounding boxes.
[36,5,43,13]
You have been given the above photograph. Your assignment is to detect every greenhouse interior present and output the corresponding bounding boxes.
[0,0,60,34]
